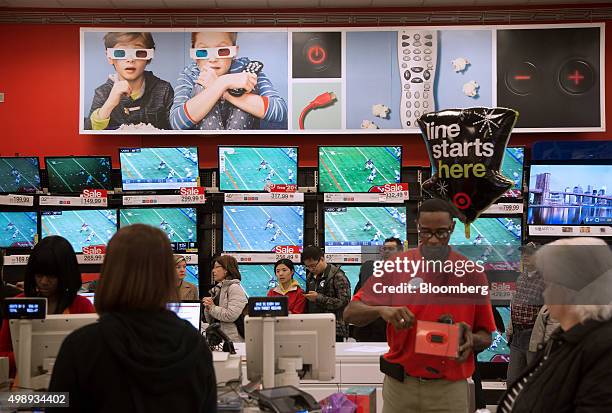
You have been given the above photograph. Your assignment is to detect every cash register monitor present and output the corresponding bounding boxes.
[244,313,336,383]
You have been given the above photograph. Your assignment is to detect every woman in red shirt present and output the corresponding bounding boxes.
[0,236,95,377]
[267,259,306,314]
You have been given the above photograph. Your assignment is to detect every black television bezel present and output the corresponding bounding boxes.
[0,156,42,194]
[317,145,403,194]
[118,146,200,193]
[44,155,113,194]
[218,145,299,193]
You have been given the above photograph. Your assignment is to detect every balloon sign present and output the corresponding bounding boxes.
[417,107,518,236]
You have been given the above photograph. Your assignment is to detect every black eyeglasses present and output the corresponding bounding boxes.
[417,228,452,240]
[304,258,321,271]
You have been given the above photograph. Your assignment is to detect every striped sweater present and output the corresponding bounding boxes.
[170,58,287,130]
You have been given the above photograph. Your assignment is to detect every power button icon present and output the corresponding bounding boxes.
[307,45,327,65]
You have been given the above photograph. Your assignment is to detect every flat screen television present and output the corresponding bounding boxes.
[45,156,112,193]
[119,207,197,253]
[502,147,525,198]
[120,147,199,191]
[41,209,117,252]
[222,205,304,252]
[528,163,612,225]
[0,157,41,194]
[240,264,307,298]
[0,212,37,249]
[318,146,402,193]
[477,306,510,363]
[219,146,298,191]
[323,206,406,253]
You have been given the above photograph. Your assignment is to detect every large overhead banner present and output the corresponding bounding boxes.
[80,23,604,135]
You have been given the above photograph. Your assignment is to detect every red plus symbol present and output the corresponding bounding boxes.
[307,45,327,65]
[567,70,584,86]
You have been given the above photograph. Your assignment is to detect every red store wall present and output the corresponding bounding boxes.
[0,15,610,169]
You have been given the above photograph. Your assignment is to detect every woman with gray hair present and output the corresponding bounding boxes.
[498,237,612,412]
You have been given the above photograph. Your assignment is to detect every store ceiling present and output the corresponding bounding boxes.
[1,0,610,9]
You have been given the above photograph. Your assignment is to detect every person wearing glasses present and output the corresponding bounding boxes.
[86,32,174,130]
[352,237,404,342]
[170,31,288,131]
[343,199,495,413]
[302,246,351,342]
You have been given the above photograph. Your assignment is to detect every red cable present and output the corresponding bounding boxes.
[298,92,337,130]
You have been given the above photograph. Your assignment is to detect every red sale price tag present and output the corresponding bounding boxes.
[82,245,106,255]
[267,184,297,193]
[274,245,301,254]
[180,187,205,196]
[82,189,108,198]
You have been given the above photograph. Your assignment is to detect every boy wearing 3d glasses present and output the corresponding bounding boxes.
[85,32,174,130]
[170,31,287,130]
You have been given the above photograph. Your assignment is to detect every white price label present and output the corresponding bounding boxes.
[82,254,104,263]
[6,255,30,265]
[274,253,300,262]
[180,194,206,204]
[224,193,303,203]
[271,193,290,201]
[483,203,524,214]
[0,195,35,206]
[81,197,107,206]
[380,191,409,202]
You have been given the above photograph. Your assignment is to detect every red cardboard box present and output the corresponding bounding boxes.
[345,387,376,413]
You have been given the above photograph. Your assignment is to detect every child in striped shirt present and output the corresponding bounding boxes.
[170,31,287,130]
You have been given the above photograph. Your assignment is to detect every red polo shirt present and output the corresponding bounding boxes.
[353,247,496,381]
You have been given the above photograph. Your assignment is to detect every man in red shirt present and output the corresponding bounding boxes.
[344,199,495,413]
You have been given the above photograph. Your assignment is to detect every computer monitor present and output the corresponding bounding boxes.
[167,301,201,331]
[119,147,199,191]
[119,207,198,253]
[323,206,406,253]
[0,157,41,194]
[0,211,37,249]
[245,313,336,387]
[219,146,298,191]
[528,163,612,225]
[45,156,112,193]
[10,313,99,389]
[222,205,304,252]
[41,209,117,252]
[318,146,402,193]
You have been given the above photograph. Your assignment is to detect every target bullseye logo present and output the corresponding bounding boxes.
[452,192,472,210]
[307,44,327,65]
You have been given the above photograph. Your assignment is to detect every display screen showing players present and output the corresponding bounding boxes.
[323,206,406,253]
[120,147,199,191]
[528,164,612,225]
[502,147,524,198]
[318,146,402,193]
[185,265,199,289]
[0,157,41,194]
[119,208,197,252]
[240,264,307,298]
[477,306,510,363]
[41,209,117,252]
[450,217,522,271]
[45,157,112,193]
[219,147,298,191]
[0,212,37,249]
[222,205,304,252]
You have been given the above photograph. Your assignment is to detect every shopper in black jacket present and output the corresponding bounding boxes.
[498,237,612,412]
[48,224,216,413]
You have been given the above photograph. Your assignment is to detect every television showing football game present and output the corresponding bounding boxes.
[502,147,525,198]
[120,147,199,191]
[323,206,406,253]
[240,264,307,298]
[41,209,117,252]
[219,146,298,191]
[185,265,199,289]
[0,212,37,248]
[45,157,112,193]
[450,217,522,270]
[528,164,612,225]
[119,208,197,252]
[477,306,510,363]
[318,146,402,193]
[222,205,304,252]
[0,157,41,194]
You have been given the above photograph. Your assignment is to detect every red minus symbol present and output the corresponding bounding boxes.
[514,75,531,80]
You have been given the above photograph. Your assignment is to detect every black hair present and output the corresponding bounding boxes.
[24,236,82,314]
[383,237,403,249]
[274,259,295,275]
[417,198,458,220]
[301,246,324,262]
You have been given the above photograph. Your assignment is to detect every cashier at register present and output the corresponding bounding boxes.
[344,199,495,413]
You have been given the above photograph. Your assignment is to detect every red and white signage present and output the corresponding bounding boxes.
[267,184,297,193]
[82,245,106,255]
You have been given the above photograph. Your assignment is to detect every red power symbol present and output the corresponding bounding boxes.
[307,45,327,65]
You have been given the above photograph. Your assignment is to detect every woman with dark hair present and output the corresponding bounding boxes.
[202,255,248,343]
[267,259,305,314]
[0,236,95,377]
[47,224,216,413]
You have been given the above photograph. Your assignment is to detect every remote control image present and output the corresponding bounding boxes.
[397,29,438,128]
[228,61,264,97]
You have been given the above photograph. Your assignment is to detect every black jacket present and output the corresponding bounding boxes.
[85,71,174,130]
[499,318,612,412]
[48,310,216,413]
[306,264,351,339]
[352,261,387,342]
